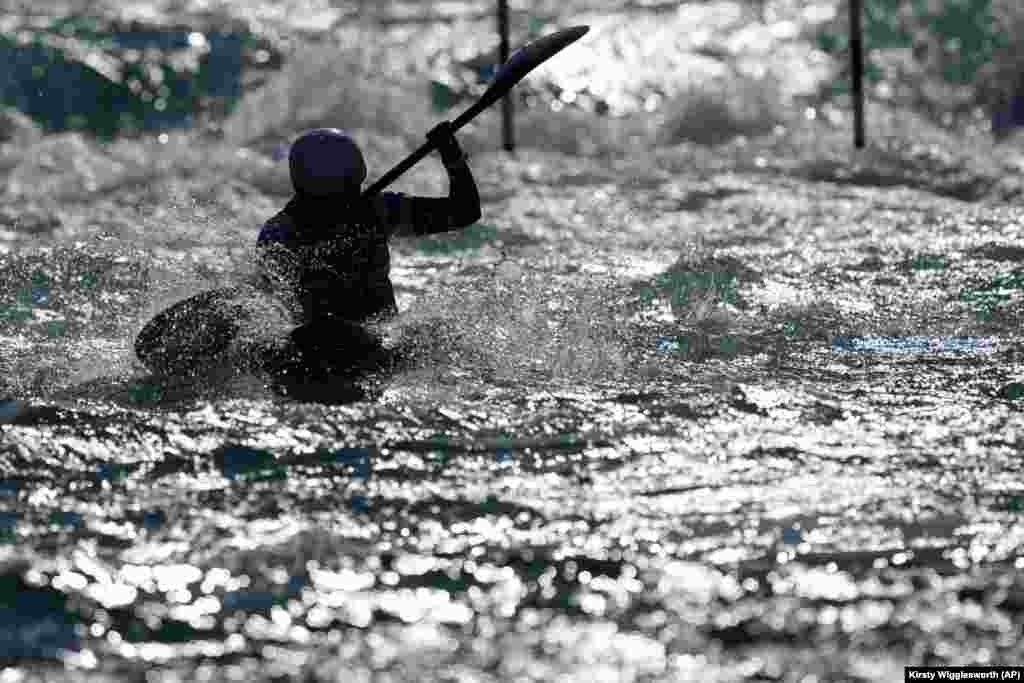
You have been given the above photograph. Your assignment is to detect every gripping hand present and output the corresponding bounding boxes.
[426,121,465,167]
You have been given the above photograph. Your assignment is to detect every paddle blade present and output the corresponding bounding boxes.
[453,25,589,128]
[362,25,589,198]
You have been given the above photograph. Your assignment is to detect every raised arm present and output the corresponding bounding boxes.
[379,121,481,237]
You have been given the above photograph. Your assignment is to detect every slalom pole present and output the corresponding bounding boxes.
[498,0,515,152]
[850,0,865,148]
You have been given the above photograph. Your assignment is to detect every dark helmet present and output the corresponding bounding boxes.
[288,128,366,197]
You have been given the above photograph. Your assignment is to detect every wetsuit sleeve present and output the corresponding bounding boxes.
[255,213,301,288]
[378,156,482,238]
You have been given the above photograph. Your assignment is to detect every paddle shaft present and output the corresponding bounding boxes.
[358,82,524,198]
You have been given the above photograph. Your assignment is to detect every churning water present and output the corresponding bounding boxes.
[2,1,1024,681]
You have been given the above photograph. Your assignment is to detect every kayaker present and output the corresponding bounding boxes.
[136,25,589,385]
[134,123,480,379]
[257,123,481,372]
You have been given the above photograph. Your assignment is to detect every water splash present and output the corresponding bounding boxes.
[388,264,631,389]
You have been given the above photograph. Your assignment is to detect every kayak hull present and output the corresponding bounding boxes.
[135,287,248,375]
[136,287,394,383]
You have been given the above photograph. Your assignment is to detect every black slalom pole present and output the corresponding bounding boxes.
[498,0,515,152]
[850,0,865,149]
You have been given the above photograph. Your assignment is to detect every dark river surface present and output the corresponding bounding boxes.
[2,1,1024,680]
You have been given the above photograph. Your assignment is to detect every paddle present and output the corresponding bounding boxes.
[360,24,589,198]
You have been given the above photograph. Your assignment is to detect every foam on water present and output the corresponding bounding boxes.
[831,335,1000,354]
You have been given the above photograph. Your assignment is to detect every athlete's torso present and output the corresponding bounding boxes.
[257,194,402,323]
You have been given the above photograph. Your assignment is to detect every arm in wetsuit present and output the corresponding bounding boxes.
[254,212,302,293]
[377,121,482,237]
[254,122,482,293]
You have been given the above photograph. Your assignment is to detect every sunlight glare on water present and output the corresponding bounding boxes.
[832,335,1000,354]
[3,2,1024,681]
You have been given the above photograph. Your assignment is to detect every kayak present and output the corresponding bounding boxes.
[135,286,395,382]
[135,287,253,374]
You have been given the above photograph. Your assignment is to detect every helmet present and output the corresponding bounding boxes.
[288,128,366,197]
